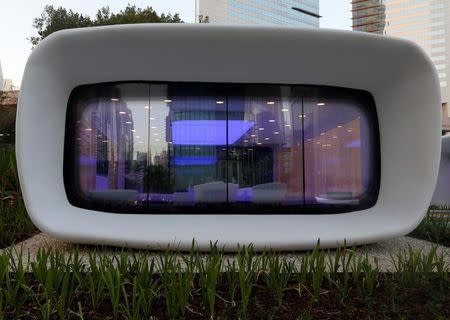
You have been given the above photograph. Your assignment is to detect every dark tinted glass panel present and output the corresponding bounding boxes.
[66,84,148,211]
[227,86,304,210]
[65,82,379,214]
[302,92,378,209]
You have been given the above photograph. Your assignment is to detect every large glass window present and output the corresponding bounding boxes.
[64,82,379,214]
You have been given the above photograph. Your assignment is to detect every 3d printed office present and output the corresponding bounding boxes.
[16,25,441,250]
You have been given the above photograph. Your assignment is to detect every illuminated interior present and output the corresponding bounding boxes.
[64,82,380,214]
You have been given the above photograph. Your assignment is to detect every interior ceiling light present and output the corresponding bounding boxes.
[171,120,255,145]
[172,156,217,166]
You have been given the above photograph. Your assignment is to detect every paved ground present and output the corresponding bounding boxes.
[1,233,449,272]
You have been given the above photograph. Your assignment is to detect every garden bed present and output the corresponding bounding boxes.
[409,207,450,247]
[0,244,448,319]
[0,148,37,249]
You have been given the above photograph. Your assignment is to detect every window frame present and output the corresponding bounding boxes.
[64,81,381,215]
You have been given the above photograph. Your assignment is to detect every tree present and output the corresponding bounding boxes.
[30,4,183,47]
[198,15,210,23]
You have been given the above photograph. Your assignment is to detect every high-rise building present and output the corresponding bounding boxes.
[352,0,450,132]
[196,0,320,27]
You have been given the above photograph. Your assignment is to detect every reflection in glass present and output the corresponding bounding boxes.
[227,86,304,207]
[303,98,374,206]
[65,83,379,213]
[68,84,148,210]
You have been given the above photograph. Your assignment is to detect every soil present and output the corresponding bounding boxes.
[4,277,449,319]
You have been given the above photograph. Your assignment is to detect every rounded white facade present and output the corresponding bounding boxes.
[17,25,442,250]
[432,135,450,205]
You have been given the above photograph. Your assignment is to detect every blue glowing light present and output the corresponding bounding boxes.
[345,139,361,148]
[171,156,218,166]
[171,120,255,145]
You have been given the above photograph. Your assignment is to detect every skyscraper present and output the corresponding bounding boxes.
[352,0,450,132]
[196,0,320,27]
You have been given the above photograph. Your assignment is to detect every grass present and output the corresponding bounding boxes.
[0,147,36,248]
[0,243,447,319]
[409,206,450,246]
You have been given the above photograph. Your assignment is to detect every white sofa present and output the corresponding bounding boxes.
[194,181,239,203]
[252,182,287,203]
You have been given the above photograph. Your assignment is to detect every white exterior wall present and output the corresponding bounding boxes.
[16,25,441,250]
[383,0,449,104]
[432,135,450,204]
[352,0,449,104]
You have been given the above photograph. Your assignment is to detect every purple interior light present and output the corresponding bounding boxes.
[171,120,254,145]
[171,156,218,166]
[79,156,98,166]
[95,176,108,190]
[346,139,361,148]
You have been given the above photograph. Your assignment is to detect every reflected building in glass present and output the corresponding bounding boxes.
[352,0,450,133]
[196,0,320,27]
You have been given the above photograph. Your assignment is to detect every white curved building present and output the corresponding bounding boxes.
[352,0,450,133]
[16,25,442,250]
[432,135,450,205]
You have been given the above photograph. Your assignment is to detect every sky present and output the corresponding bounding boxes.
[0,0,350,87]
